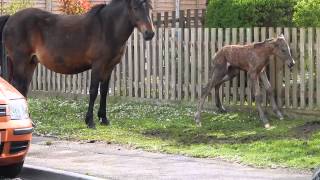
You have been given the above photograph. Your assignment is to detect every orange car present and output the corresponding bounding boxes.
[0,77,33,178]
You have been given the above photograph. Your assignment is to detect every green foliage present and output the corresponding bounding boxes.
[206,0,297,27]
[3,0,34,15]
[59,0,91,15]
[28,97,320,169]
[293,0,320,27]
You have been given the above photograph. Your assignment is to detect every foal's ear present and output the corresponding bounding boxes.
[264,38,273,43]
[278,33,284,38]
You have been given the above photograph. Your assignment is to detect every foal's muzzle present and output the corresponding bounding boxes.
[287,59,296,69]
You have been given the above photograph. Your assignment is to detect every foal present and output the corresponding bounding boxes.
[194,34,295,128]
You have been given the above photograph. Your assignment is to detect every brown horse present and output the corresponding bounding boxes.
[0,0,154,128]
[194,34,295,128]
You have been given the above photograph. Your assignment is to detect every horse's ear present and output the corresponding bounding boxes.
[87,4,106,15]
[278,33,284,38]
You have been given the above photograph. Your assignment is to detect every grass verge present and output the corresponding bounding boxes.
[29,97,320,170]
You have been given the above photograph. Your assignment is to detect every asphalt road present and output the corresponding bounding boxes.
[22,136,313,180]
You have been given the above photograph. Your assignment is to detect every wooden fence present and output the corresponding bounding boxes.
[30,27,320,110]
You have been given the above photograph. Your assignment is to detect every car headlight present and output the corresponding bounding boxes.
[8,99,29,120]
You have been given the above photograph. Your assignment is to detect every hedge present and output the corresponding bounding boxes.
[205,0,297,28]
[293,0,320,27]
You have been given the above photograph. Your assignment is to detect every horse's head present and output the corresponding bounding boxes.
[272,34,295,69]
[127,0,155,41]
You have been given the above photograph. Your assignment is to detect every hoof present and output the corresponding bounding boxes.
[100,118,110,126]
[194,112,201,125]
[217,108,227,114]
[273,110,284,120]
[196,122,202,127]
[264,123,271,129]
[87,123,96,129]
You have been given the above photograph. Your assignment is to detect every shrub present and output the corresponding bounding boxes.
[59,0,91,15]
[206,0,297,28]
[3,0,34,15]
[293,0,320,27]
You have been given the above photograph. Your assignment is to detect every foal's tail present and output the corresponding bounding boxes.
[0,15,10,78]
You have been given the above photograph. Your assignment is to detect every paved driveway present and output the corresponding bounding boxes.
[25,136,311,180]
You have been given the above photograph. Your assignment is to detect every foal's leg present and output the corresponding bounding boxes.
[194,79,215,126]
[85,69,100,129]
[215,67,239,113]
[98,76,111,125]
[251,73,270,128]
[194,64,227,126]
[260,70,284,120]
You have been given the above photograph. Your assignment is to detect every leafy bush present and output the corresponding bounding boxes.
[206,0,297,27]
[293,0,320,27]
[3,0,34,15]
[59,0,91,15]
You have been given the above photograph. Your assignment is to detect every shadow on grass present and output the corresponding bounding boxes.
[139,111,320,146]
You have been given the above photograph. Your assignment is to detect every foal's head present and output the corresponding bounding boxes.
[127,0,155,40]
[272,34,295,69]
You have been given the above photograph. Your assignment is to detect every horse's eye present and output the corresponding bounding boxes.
[281,49,286,52]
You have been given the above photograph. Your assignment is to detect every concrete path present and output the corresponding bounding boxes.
[25,136,311,180]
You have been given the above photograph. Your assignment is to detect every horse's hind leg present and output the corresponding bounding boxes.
[194,63,228,126]
[98,76,111,126]
[194,79,215,126]
[260,70,283,120]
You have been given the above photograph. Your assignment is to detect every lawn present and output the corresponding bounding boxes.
[28,97,320,170]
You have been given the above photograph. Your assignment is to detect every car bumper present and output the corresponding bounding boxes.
[0,118,33,166]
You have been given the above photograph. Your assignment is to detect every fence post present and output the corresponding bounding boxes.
[300,28,306,109]
[308,27,314,109]
[239,28,245,105]
[284,28,291,108]
[316,28,320,108]
[231,28,238,105]
[292,28,298,109]
[211,28,217,105]
[46,0,52,12]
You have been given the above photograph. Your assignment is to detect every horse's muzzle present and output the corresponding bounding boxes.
[287,59,295,69]
[143,31,155,41]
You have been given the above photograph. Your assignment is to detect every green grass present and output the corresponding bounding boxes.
[28,97,320,170]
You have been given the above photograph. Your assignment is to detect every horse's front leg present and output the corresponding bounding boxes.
[260,70,284,120]
[98,76,111,126]
[85,69,100,129]
[251,73,270,128]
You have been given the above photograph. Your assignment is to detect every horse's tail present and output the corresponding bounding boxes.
[0,15,10,79]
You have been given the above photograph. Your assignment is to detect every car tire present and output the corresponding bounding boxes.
[0,161,24,178]
[313,167,320,180]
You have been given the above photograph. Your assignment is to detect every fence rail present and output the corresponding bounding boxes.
[30,27,320,110]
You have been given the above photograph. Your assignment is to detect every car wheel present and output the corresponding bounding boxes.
[0,161,24,178]
[313,167,320,180]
